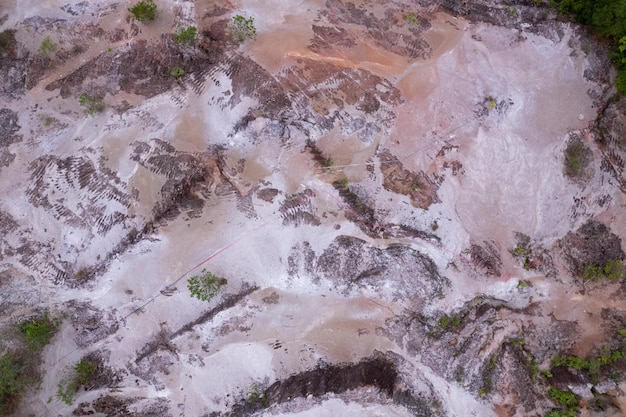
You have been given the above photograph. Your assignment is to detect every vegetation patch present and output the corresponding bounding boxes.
[57,358,98,405]
[19,313,61,351]
[1,312,62,414]
[175,26,197,45]
[0,30,17,58]
[170,66,185,79]
[187,269,227,302]
[128,0,157,22]
[39,36,57,58]
[78,92,105,115]
[550,0,626,93]
[563,137,589,178]
[231,14,257,43]
[582,259,626,282]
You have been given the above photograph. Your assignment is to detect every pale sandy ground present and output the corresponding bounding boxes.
[1,0,625,416]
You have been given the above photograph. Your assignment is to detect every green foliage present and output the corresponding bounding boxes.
[0,30,16,57]
[323,157,334,167]
[551,0,626,92]
[548,388,579,408]
[604,259,626,281]
[19,313,59,351]
[170,66,185,79]
[175,26,197,45]
[618,329,626,337]
[455,365,465,383]
[231,14,257,43]
[438,314,461,330]
[39,36,57,57]
[187,269,227,302]
[564,139,587,177]
[78,92,105,115]
[551,354,589,370]
[583,259,625,281]
[478,354,498,397]
[75,360,97,385]
[128,0,157,22]
[542,370,553,379]
[405,13,420,25]
[56,359,97,405]
[0,352,26,415]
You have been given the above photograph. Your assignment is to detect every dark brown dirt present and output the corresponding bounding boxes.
[470,240,502,277]
[379,150,439,210]
[66,300,120,348]
[218,352,437,417]
[559,219,624,278]
[597,95,626,192]
[318,0,432,60]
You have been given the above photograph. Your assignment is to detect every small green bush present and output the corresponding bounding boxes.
[548,388,579,409]
[19,313,59,351]
[564,139,587,177]
[187,269,227,302]
[39,36,57,57]
[0,352,26,415]
[231,15,257,42]
[583,259,626,282]
[175,26,197,45]
[78,92,105,115]
[56,359,97,405]
[128,0,157,22]
[0,30,16,57]
[405,13,420,25]
[170,66,185,79]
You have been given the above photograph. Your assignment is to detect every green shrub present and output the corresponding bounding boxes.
[78,92,105,115]
[548,388,579,408]
[175,26,197,45]
[170,66,185,79]
[564,139,587,177]
[0,30,16,57]
[187,269,227,302]
[19,313,59,351]
[128,0,157,22]
[39,36,57,57]
[405,13,420,25]
[56,359,97,405]
[231,15,257,42]
[0,352,26,415]
[583,259,626,282]
[604,259,626,281]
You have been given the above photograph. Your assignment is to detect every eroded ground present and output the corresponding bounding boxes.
[1,0,626,416]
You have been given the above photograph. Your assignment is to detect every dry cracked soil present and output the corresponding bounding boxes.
[1,0,626,416]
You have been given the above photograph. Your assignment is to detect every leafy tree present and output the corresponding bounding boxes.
[175,26,197,45]
[231,15,257,43]
[187,269,227,302]
[551,0,626,92]
[128,0,157,22]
